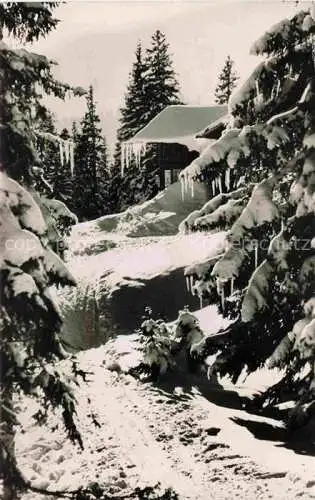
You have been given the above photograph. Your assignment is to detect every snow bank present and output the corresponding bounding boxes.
[59,212,227,349]
[67,231,227,296]
[95,180,211,237]
[67,179,210,249]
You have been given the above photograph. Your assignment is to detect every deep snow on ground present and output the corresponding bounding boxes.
[17,195,314,499]
[58,212,226,349]
[91,180,210,238]
[65,181,224,296]
[68,228,226,294]
[17,332,315,500]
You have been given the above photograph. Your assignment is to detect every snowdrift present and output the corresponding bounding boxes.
[60,217,226,350]
[96,180,211,237]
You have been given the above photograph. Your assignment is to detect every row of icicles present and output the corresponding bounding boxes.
[185,241,260,311]
[37,131,75,175]
[120,142,147,176]
[185,274,236,311]
[120,140,234,202]
[180,168,232,202]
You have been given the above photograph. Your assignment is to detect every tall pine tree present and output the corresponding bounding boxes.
[119,41,148,141]
[111,33,182,212]
[214,55,239,104]
[144,29,182,122]
[73,85,110,220]
[109,42,148,212]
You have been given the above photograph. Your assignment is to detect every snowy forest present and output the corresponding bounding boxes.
[1,2,315,500]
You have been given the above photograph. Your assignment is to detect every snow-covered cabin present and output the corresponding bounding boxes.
[122,105,227,188]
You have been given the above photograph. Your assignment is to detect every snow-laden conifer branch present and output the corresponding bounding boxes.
[174,7,315,420]
[35,130,76,175]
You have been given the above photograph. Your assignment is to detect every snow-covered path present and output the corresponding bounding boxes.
[19,213,313,499]
[17,341,315,500]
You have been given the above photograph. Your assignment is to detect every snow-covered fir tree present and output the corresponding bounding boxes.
[144,29,182,121]
[214,55,239,105]
[36,111,60,190]
[96,135,111,214]
[73,85,110,220]
[112,33,182,212]
[179,8,315,426]
[0,4,88,499]
[110,41,149,212]
[36,116,73,206]
[119,41,149,142]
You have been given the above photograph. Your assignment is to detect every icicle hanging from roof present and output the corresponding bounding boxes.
[121,143,132,177]
[254,241,258,269]
[212,179,215,197]
[184,172,189,194]
[218,176,223,194]
[59,140,64,166]
[64,140,70,164]
[121,141,147,176]
[189,177,195,198]
[221,286,225,312]
[180,175,185,201]
[121,146,125,177]
[69,142,75,175]
[135,143,147,169]
[127,143,132,171]
[190,276,194,293]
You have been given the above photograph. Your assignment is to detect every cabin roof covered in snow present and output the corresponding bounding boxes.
[126,105,228,146]
[196,114,229,139]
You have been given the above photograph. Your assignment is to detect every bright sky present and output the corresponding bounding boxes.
[30,0,311,148]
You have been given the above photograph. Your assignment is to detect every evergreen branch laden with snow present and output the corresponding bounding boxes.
[177,6,315,422]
